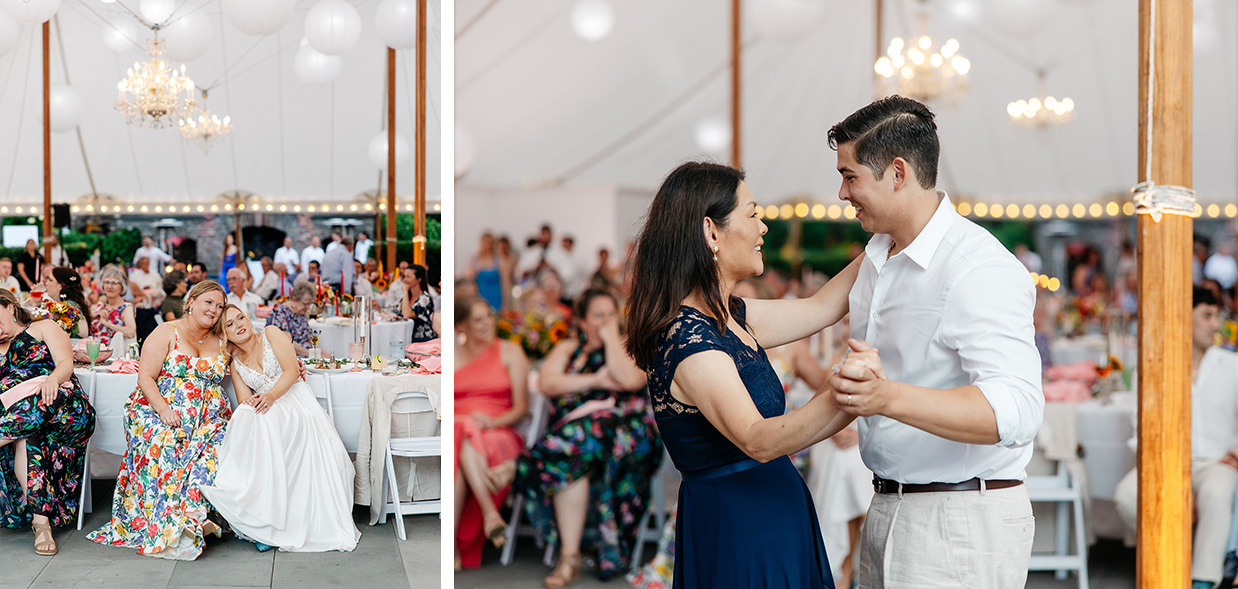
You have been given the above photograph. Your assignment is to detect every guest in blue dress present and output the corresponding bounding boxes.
[624,162,864,588]
[219,234,238,293]
[467,233,504,311]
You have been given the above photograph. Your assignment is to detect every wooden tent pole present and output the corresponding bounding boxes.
[42,21,51,264]
[730,0,741,169]
[387,48,397,271]
[414,0,427,266]
[1135,0,1193,587]
[875,0,883,65]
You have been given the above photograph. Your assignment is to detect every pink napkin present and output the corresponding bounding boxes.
[1,376,47,410]
[109,359,141,374]
[1044,361,1099,386]
[1043,379,1093,403]
[255,306,272,319]
[406,339,441,359]
[410,356,441,374]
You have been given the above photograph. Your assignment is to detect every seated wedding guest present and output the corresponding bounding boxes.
[265,283,316,356]
[300,236,324,275]
[455,295,528,570]
[90,266,137,347]
[15,240,42,292]
[510,288,663,585]
[132,236,172,272]
[88,281,232,560]
[0,258,20,292]
[0,289,96,556]
[400,265,437,342]
[186,262,206,287]
[203,305,359,552]
[353,260,374,297]
[225,268,264,310]
[42,267,93,338]
[129,256,163,307]
[1114,287,1238,589]
[294,260,321,285]
[171,260,187,275]
[161,271,188,322]
[517,269,572,320]
[253,257,280,302]
[273,237,300,280]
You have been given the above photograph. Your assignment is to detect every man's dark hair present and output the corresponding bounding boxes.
[827,95,939,189]
[309,260,320,271]
[1194,285,1221,309]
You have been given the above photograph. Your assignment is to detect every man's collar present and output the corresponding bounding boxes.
[898,191,955,270]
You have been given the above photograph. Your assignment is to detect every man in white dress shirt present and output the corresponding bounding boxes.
[252,257,280,302]
[300,236,325,275]
[129,256,164,307]
[273,237,300,279]
[1113,287,1238,589]
[354,231,374,264]
[826,96,1043,588]
[0,258,20,292]
[132,236,172,273]
[225,268,264,310]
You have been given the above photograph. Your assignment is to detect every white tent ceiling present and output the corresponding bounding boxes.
[0,0,441,211]
[456,0,1238,210]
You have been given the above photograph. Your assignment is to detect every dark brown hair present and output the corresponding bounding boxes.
[455,295,488,327]
[624,162,744,370]
[0,288,36,326]
[827,95,939,189]
[52,266,93,335]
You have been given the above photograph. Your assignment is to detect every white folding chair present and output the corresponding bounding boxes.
[1027,461,1089,589]
[500,389,550,566]
[629,448,673,573]
[378,391,441,541]
[76,371,96,530]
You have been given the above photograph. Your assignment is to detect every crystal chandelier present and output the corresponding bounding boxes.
[115,38,198,129]
[873,14,970,104]
[179,107,232,152]
[1007,95,1075,127]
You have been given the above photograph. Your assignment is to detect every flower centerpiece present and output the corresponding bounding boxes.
[496,309,570,360]
[36,300,85,335]
[1220,319,1238,352]
[1055,294,1107,338]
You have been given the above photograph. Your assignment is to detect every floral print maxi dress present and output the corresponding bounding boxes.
[514,343,664,580]
[0,329,96,528]
[87,326,231,560]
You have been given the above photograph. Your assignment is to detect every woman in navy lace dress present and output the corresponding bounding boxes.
[625,162,864,588]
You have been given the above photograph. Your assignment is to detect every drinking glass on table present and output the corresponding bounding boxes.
[86,340,101,369]
[348,342,365,366]
[389,339,406,363]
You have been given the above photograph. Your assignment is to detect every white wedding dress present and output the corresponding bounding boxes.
[202,332,361,552]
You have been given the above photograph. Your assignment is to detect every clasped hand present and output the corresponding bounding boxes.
[828,338,890,417]
[38,379,72,406]
[244,393,275,414]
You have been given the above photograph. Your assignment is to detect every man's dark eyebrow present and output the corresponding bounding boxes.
[837,166,856,175]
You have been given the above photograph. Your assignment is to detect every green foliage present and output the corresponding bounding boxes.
[98,228,142,265]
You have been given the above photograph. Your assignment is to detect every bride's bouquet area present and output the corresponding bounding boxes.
[36,300,85,335]
[496,309,570,360]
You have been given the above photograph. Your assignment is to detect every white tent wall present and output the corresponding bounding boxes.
[456,0,1238,210]
[0,0,441,208]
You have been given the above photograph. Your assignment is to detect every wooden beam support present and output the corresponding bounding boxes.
[387,47,398,271]
[1135,0,1193,587]
[730,0,741,169]
[43,21,51,264]
[414,0,427,266]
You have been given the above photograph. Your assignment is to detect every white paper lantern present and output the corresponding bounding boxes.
[163,12,213,62]
[294,44,342,85]
[221,0,295,37]
[986,0,1051,37]
[0,10,19,57]
[745,0,825,38]
[305,0,361,56]
[455,125,476,178]
[944,0,982,25]
[694,118,731,154]
[374,0,416,50]
[1,0,61,25]
[49,85,82,132]
[367,131,409,171]
[102,17,140,52]
[570,0,613,41]
[139,0,176,24]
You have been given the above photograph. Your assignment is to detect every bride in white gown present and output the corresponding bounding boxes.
[202,305,361,552]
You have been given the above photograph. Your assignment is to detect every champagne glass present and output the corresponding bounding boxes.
[86,340,101,369]
[348,342,364,366]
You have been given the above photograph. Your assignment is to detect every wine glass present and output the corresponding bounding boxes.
[86,340,101,369]
[348,342,365,367]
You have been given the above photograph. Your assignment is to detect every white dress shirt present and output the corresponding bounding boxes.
[132,245,172,270]
[354,239,373,264]
[254,270,280,301]
[1191,347,1238,462]
[274,247,300,273]
[0,275,19,292]
[227,290,264,309]
[130,268,164,305]
[300,246,325,274]
[849,193,1044,484]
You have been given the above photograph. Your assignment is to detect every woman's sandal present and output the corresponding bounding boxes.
[483,512,507,548]
[32,520,56,556]
[543,553,582,589]
[484,461,517,494]
[201,520,223,539]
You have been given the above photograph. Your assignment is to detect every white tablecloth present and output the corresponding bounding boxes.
[76,367,440,456]
[1050,335,1108,365]
[309,319,415,359]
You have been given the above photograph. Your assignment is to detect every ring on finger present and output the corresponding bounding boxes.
[847,393,853,406]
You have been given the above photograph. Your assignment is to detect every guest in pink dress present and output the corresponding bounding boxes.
[454,295,528,569]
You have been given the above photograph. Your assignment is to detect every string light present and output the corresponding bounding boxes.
[779,204,794,219]
[811,204,826,219]
[956,202,972,216]
[827,205,842,219]
[1226,204,1238,218]
[765,205,779,219]
[974,202,989,217]
[1022,204,1035,218]
[1072,204,1086,218]
[1088,203,1103,217]
[1206,204,1220,218]
[842,206,856,220]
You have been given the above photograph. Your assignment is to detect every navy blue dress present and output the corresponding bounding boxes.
[648,302,832,588]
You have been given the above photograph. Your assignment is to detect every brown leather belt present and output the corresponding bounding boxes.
[873,476,1023,494]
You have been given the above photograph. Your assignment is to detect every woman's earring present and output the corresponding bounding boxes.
[712,245,719,262]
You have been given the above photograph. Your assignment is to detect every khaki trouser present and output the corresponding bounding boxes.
[857,484,1034,588]
[1114,459,1238,583]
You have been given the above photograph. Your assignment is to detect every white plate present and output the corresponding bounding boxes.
[307,367,351,374]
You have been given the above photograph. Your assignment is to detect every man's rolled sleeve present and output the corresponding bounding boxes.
[941,260,1045,448]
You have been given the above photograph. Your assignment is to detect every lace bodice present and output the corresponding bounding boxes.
[232,331,283,397]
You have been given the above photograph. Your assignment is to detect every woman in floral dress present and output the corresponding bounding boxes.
[88,281,231,560]
[509,288,664,586]
[401,265,438,342]
[90,266,136,347]
[0,289,96,555]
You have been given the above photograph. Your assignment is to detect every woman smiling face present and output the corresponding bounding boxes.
[710,181,768,283]
[222,307,253,344]
[185,290,225,332]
